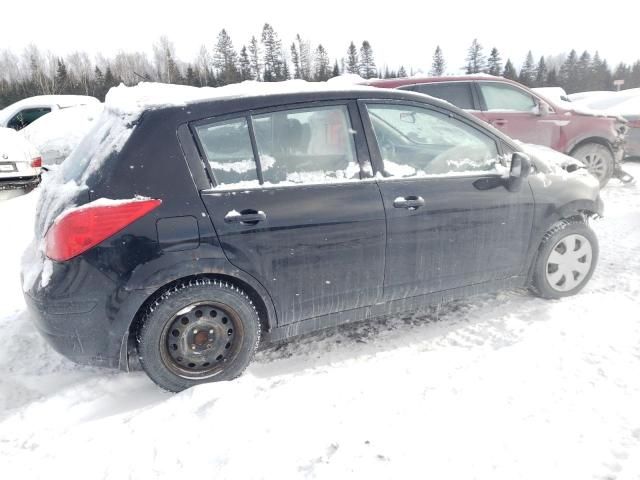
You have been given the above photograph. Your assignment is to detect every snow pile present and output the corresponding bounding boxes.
[20,104,104,166]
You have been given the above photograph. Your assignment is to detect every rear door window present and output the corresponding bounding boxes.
[194,117,259,188]
[405,83,475,110]
[479,83,537,112]
[252,105,359,185]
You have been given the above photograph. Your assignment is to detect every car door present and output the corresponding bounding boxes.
[476,81,561,148]
[359,100,535,301]
[196,101,386,326]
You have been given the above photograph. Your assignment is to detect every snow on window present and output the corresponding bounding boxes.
[367,104,500,178]
[253,105,360,186]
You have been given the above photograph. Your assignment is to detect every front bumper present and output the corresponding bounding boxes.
[0,175,40,191]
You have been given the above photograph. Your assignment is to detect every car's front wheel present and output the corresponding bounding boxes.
[137,278,261,392]
[531,220,599,299]
[570,142,614,188]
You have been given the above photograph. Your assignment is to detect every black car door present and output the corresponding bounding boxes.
[359,100,535,301]
[196,101,386,326]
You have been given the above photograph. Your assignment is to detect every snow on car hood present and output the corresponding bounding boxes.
[517,142,588,176]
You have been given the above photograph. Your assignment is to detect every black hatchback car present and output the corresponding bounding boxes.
[23,84,603,391]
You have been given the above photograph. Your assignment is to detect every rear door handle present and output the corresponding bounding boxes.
[224,210,267,224]
[393,196,425,210]
[491,119,508,127]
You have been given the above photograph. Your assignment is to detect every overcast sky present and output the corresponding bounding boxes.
[1,0,637,72]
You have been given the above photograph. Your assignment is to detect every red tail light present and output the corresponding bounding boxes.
[31,156,42,168]
[45,198,162,262]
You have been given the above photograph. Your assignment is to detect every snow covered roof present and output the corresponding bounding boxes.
[0,95,100,126]
[104,80,378,117]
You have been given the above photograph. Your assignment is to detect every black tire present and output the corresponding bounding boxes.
[137,278,261,392]
[570,142,614,188]
[530,220,599,299]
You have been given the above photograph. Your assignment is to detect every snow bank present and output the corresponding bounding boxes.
[20,104,104,166]
[3,164,640,479]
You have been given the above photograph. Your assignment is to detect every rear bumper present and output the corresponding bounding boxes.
[22,256,152,370]
[24,290,119,368]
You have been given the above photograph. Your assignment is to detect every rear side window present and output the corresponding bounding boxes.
[252,105,359,185]
[195,117,259,188]
[7,107,51,130]
[404,83,474,110]
[479,83,537,112]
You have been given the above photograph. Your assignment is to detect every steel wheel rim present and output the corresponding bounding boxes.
[579,152,607,179]
[160,301,243,379]
[545,234,593,292]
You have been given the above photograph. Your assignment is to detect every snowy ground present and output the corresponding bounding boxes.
[1,164,639,480]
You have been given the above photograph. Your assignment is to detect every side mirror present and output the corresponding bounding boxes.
[537,100,551,116]
[507,152,532,191]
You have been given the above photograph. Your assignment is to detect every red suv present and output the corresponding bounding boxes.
[367,76,630,186]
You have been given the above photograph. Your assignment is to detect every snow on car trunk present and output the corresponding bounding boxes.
[2,163,640,479]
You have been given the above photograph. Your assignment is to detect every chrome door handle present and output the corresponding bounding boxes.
[393,196,425,210]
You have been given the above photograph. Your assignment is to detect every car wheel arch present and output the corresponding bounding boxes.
[119,271,277,371]
[567,136,614,157]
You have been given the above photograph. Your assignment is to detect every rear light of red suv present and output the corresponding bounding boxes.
[45,198,162,261]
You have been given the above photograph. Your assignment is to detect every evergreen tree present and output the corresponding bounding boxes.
[398,65,407,77]
[248,36,261,81]
[591,52,611,90]
[559,50,580,93]
[55,58,68,93]
[346,41,359,75]
[359,40,376,79]
[465,38,487,74]
[535,56,547,86]
[576,50,592,91]
[261,23,285,81]
[546,67,559,86]
[503,59,517,80]
[296,34,312,80]
[167,52,183,84]
[313,44,330,81]
[331,60,340,78]
[93,66,104,98]
[185,66,197,86]
[430,45,445,76]
[213,29,239,85]
[290,42,301,79]
[487,48,502,76]
[239,46,252,80]
[518,51,536,86]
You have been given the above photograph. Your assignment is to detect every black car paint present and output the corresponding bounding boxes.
[23,88,603,370]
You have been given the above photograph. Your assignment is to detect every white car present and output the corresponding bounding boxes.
[20,103,104,166]
[0,127,42,190]
[0,95,100,131]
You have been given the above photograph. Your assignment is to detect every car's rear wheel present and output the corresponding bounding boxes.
[137,278,260,392]
[531,220,599,299]
[570,142,614,188]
